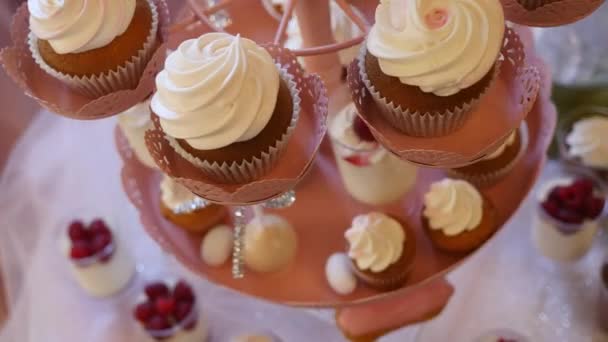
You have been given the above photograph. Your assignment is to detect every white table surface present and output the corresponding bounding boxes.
[0,111,607,342]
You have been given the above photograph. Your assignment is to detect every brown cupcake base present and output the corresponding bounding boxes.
[160,202,227,235]
[422,199,497,253]
[38,0,154,77]
[349,223,416,291]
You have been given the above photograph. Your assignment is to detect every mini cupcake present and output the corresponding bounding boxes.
[345,212,416,290]
[565,115,608,171]
[118,99,157,169]
[28,0,159,98]
[151,33,301,184]
[422,179,497,253]
[448,123,528,186]
[360,0,505,137]
[159,176,227,235]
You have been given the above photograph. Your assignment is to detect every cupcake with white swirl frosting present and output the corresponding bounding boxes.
[359,0,504,137]
[565,116,608,170]
[151,33,300,184]
[422,179,497,253]
[345,212,416,290]
[27,0,159,98]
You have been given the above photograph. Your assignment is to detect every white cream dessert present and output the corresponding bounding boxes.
[62,219,135,297]
[244,214,297,273]
[367,0,505,96]
[329,103,417,205]
[134,280,209,342]
[566,116,608,169]
[278,0,363,66]
[28,0,136,54]
[532,178,605,262]
[118,99,157,169]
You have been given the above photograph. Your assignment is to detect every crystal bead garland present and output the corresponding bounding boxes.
[232,206,246,279]
[231,191,297,278]
[206,0,233,30]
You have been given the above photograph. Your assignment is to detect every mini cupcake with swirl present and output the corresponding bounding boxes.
[150,33,300,184]
[345,212,416,290]
[422,179,497,253]
[27,0,160,98]
[359,0,505,137]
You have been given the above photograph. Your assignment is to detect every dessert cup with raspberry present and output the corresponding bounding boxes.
[61,218,136,297]
[532,178,605,261]
[133,280,209,342]
[329,103,417,206]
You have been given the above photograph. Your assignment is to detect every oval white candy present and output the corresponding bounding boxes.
[325,253,357,295]
[201,225,233,267]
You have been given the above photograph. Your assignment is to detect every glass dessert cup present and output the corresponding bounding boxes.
[329,134,417,206]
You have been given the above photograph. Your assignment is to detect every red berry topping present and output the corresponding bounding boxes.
[145,283,170,301]
[173,281,195,303]
[155,297,176,316]
[343,155,369,167]
[91,233,112,253]
[556,209,584,224]
[70,240,93,260]
[541,200,560,218]
[572,178,594,197]
[68,221,87,241]
[585,197,605,219]
[89,218,111,237]
[145,315,171,331]
[133,301,156,323]
[353,116,376,142]
[174,301,193,322]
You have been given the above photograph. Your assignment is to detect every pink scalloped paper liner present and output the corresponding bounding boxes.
[501,0,605,27]
[0,0,170,120]
[347,27,541,169]
[145,45,329,206]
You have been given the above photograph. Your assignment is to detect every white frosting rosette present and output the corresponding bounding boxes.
[27,0,160,98]
[566,116,608,170]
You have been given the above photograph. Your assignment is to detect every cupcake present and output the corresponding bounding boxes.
[345,212,415,290]
[360,0,505,137]
[28,0,159,98]
[243,214,298,273]
[514,0,560,10]
[422,179,497,253]
[532,178,605,261]
[151,33,301,184]
[448,123,528,186]
[160,176,227,235]
[565,116,608,170]
[118,99,157,169]
[133,280,209,342]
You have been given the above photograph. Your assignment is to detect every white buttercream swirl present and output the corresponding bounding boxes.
[160,176,200,210]
[151,33,280,150]
[117,99,156,169]
[28,0,136,54]
[424,179,483,236]
[566,116,608,169]
[367,0,504,96]
[345,212,405,273]
[483,130,516,161]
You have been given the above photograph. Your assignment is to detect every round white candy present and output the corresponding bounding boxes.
[325,253,357,295]
[201,225,233,267]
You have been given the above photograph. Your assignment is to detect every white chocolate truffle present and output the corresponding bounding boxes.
[200,225,233,267]
[244,215,297,273]
[325,253,357,295]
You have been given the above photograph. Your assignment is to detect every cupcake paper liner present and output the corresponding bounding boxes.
[358,44,501,138]
[500,0,604,27]
[166,65,301,184]
[350,262,412,291]
[28,0,160,98]
[447,122,530,187]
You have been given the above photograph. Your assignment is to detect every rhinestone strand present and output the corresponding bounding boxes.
[231,206,246,279]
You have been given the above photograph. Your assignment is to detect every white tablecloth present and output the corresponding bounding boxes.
[0,111,606,342]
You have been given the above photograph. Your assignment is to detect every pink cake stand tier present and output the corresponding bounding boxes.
[117,56,555,306]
